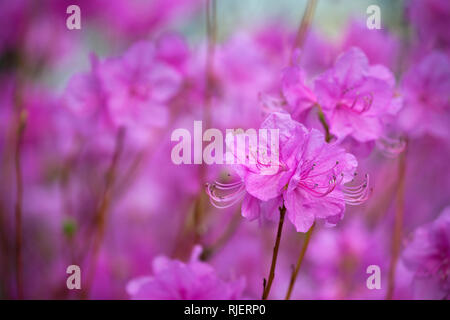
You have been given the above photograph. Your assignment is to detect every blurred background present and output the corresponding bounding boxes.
[0,0,449,300]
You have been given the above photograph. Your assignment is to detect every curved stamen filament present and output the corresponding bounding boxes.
[300,172,343,198]
[299,163,315,180]
[340,86,373,114]
[350,92,373,113]
[205,181,246,209]
[343,174,371,205]
[376,136,406,158]
[245,148,283,175]
[302,180,336,197]
[213,180,244,189]
[305,161,340,179]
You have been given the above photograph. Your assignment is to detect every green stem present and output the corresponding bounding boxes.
[317,104,332,143]
[285,223,315,300]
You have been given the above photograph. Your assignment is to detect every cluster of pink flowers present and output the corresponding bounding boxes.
[0,0,449,300]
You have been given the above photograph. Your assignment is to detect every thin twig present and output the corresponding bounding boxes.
[0,203,10,298]
[186,0,218,252]
[204,0,217,129]
[278,2,319,300]
[316,104,332,143]
[285,223,315,300]
[262,205,286,300]
[14,110,27,300]
[386,143,407,299]
[82,127,125,299]
[291,0,318,62]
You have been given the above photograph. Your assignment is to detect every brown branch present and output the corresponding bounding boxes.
[82,127,125,299]
[14,110,27,300]
[262,205,286,300]
[291,0,318,62]
[204,0,217,129]
[386,143,407,299]
[176,0,219,257]
[0,202,10,298]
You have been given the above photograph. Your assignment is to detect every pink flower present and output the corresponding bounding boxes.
[207,112,368,232]
[0,0,26,52]
[280,65,318,119]
[232,112,308,202]
[23,16,76,65]
[402,207,450,299]
[299,29,337,77]
[126,246,245,300]
[205,32,286,129]
[62,38,186,148]
[408,0,450,49]
[314,47,400,143]
[398,51,450,140]
[307,218,389,299]
[97,40,182,129]
[155,32,191,75]
[62,59,104,120]
[283,127,361,232]
[341,20,399,68]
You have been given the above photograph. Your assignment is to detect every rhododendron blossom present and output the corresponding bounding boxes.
[207,112,369,232]
[314,47,401,143]
[408,0,450,49]
[126,246,244,300]
[402,208,450,299]
[63,38,186,148]
[97,41,182,128]
[340,20,399,68]
[398,51,450,140]
[280,65,318,119]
